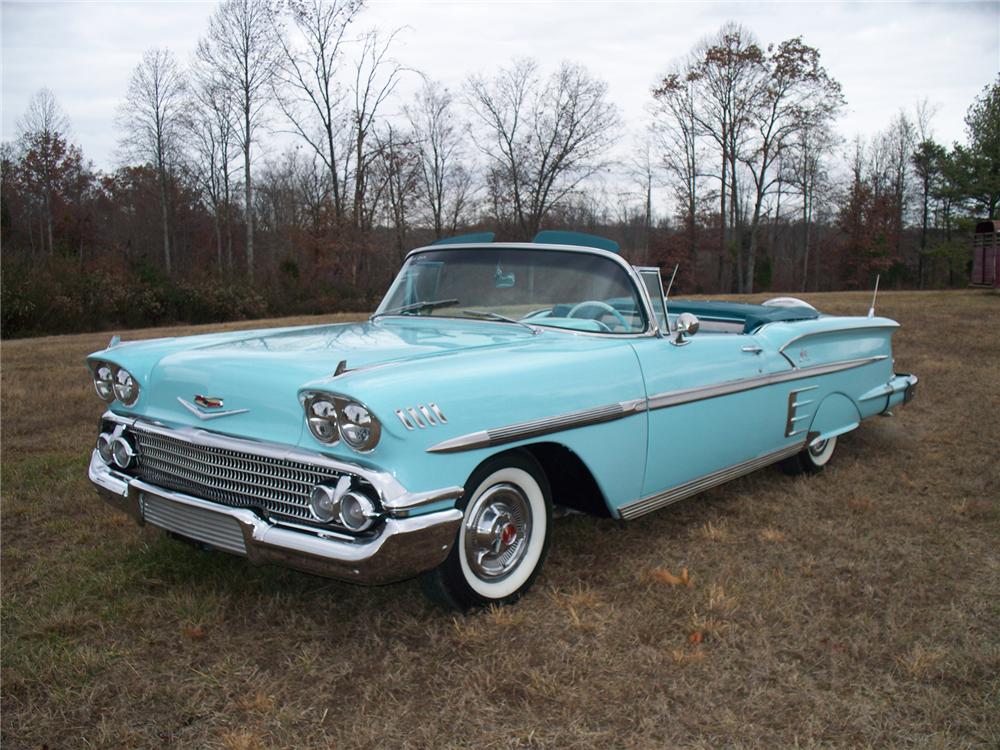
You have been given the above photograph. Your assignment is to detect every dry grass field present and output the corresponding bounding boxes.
[2,291,998,749]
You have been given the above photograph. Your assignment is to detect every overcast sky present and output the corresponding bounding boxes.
[2,0,998,177]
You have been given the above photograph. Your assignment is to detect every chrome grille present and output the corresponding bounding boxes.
[142,494,247,555]
[130,427,341,522]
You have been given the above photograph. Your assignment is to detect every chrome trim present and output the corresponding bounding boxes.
[177,397,250,421]
[777,323,899,361]
[418,405,437,425]
[646,356,887,411]
[395,409,415,430]
[618,441,805,520]
[89,451,463,585]
[741,344,763,355]
[425,357,883,455]
[429,403,447,423]
[407,407,427,428]
[101,411,463,518]
[387,242,660,339]
[784,386,817,438]
[426,398,646,454]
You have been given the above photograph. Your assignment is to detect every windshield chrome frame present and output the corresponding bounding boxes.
[372,243,662,339]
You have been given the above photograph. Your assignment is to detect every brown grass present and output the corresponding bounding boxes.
[2,291,999,749]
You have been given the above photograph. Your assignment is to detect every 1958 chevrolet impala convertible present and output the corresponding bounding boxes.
[87,232,917,609]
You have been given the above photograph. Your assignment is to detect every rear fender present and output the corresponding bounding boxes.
[807,392,861,447]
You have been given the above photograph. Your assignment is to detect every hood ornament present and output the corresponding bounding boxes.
[177,396,250,421]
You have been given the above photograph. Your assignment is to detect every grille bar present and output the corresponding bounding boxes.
[130,427,342,522]
[143,494,247,554]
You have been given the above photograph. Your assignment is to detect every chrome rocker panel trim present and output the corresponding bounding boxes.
[618,441,805,520]
[89,450,463,585]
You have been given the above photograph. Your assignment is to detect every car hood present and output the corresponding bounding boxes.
[90,318,555,443]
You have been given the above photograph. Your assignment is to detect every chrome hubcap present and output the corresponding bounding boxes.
[809,439,829,458]
[464,483,531,580]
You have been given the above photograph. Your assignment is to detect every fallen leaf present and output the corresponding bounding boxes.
[651,567,693,587]
[688,630,704,645]
[183,625,206,641]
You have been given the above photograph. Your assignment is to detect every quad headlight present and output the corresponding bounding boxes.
[304,394,340,443]
[93,363,116,402]
[302,393,381,452]
[91,361,140,406]
[113,368,139,405]
[338,401,380,452]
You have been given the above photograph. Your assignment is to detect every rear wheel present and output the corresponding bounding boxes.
[781,435,838,475]
[421,452,551,610]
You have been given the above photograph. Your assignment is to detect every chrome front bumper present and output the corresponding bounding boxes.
[89,451,464,585]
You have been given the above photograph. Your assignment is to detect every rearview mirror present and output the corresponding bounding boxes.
[672,312,700,345]
[495,268,516,288]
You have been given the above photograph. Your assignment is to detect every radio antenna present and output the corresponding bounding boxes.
[867,274,881,318]
[662,263,679,334]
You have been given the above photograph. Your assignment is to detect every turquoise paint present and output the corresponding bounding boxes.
[532,230,620,253]
[87,249,915,522]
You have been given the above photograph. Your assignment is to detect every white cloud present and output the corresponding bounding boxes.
[2,0,996,173]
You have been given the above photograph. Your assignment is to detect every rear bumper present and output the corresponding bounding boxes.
[89,451,463,585]
[886,372,918,412]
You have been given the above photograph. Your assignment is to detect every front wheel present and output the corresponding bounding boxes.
[421,452,551,610]
[781,435,838,475]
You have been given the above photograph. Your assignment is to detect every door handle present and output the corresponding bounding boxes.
[741,344,763,355]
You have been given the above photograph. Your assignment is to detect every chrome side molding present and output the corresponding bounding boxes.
[618,441,804,520]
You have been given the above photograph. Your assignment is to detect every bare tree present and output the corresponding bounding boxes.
[349,28,406,231]
[374,122,420,257]
[197,0,282,278]
[653,60,704,266]
[406,79,474,239]
[275,0,364,224]
[467,58,620,238]
[17,88,70,255]
[784,122,838,290]
[685,24,766,290]
[118,48,186,274]
[738,37,844,292]
[185,72,239,271]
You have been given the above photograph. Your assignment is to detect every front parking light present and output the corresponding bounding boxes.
[111,435,136,469]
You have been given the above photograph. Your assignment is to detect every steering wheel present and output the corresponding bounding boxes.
[567,300,630,332]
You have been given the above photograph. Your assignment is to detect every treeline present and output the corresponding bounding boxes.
[1,2,997,338]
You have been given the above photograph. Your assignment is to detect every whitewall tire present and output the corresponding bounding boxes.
[421,452,551,610]
[781,435,838,475]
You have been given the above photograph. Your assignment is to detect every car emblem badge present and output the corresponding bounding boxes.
[176,396,250,420]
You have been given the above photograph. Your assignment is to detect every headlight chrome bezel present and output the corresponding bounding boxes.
[93,363,116,402]
[113,367,140,406]
[301,392,382,453]
[91,361,140,407]
[304,393,341,445]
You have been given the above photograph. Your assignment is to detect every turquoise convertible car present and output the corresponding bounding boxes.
[87,233,917,609]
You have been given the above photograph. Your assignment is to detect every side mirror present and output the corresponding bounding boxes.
[673,312,700,345]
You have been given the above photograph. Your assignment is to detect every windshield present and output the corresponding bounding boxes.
[374,247,649,334]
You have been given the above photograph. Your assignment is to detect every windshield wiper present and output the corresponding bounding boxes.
[371,298,460,321]
[461,309,540,334]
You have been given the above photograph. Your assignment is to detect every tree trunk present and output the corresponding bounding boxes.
[244,136,254,279]
[801,191,811,292]
[717,150,727,291]
[159,167,172,275]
